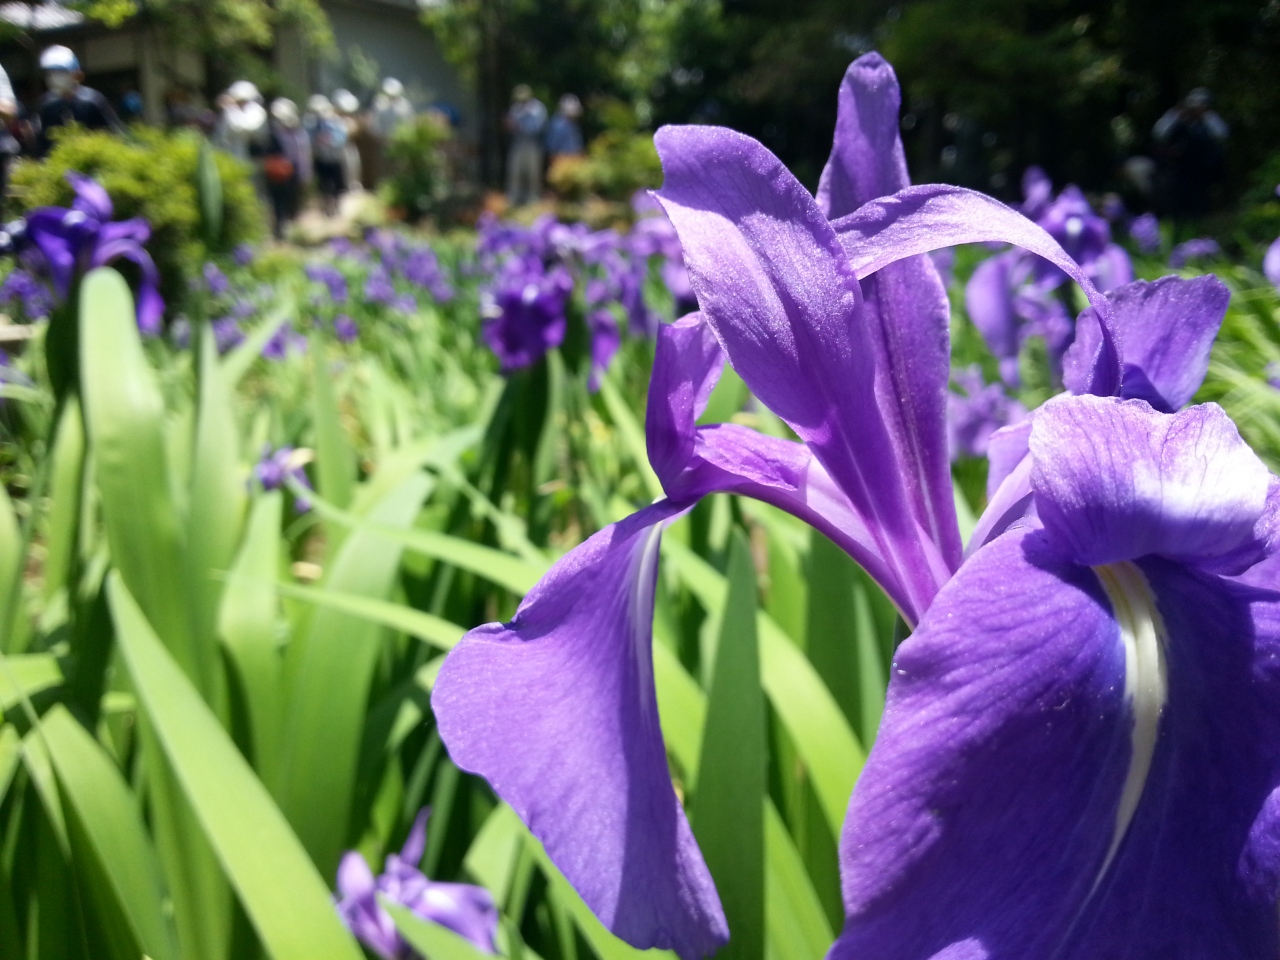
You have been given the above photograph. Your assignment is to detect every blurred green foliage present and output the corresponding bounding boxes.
[382,113,455,223]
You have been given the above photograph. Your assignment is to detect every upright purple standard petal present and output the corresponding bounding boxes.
[816,52,910,220]
[433,502,728,960]
[655,124,944,621]
[964,253,1021,386]
[1064,275,1229,412]
[815,52,960,569]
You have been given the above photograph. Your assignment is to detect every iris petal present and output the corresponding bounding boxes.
[433,502,728,960]
[1064,275,1229,412]
[1030,396,1274,572]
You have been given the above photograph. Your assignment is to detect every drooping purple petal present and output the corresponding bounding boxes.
[832,522,1280,959]
[655,124,943,622]
[433,501,728,960]
[830,183,1122,397]
[816,52,910,220]
[91,223,164,335]
[335,852,402,959]
[1030,396,1276,574]
[645,313,725,489]
[815,52,961,570]
[23,209,79,296]
[1064,275,1229,412]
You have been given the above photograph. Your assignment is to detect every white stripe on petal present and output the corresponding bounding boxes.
[1091,561,1168,890]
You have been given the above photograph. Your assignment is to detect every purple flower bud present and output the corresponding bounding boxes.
[253,445,312,511]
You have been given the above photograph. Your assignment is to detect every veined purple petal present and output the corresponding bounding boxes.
[65,171,114,222]
[816,52,910,220]
[830,183,1122,397]
[655,124,944,623]
[433,501,728,960]
[815,51,961,571]
[645,313,725,488]
[833,524,1280,959]
[1064,275,1229,412]
[1030,396,1276,573]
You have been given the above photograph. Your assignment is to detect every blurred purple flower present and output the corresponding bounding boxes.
[364,266,396,305]
[947,364,1026,460]
[262,325,306,361]
[335,808,499,959]
[22,171,164,334]
[0,269,54,320]
[481,264,572,373]
[232,243,255,267]
[1169,237,1221,268]
[1265,237,1280,292]
[202,261,230,297]
[1129,213,1161,254]
[334,314,358,342]
[254,445,312,511]
[403,248,455,302]
[306,263,349,304]
[212,317,244,354]
[587,309,621,392]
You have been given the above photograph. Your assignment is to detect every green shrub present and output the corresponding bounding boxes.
[380,112,453,223]
[10,125,266,311]
[547,130,662,202]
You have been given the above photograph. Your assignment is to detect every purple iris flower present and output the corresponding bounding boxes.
[947,365,1025,460]
[0,268,54,320]
[480,264,573,373]
[254,445,312,510]
[202,261,230,297]
[232,243,255,267]
[333,314,358,343]
[306,263,349,304]
[23,171,164,334]
[434,52,1146,959]
[1129,212,1162,254]
[1170,237,1222,268]
[335,808,499,959]
[1266,237,1280,292]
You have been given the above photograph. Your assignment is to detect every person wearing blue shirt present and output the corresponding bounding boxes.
[545,94,584,160]
[35,46,123,157]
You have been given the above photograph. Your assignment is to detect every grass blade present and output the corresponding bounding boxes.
[41,705,179,960]
[108,573,365,960]
[272,580,465,651]
[277,471,433,879]
[692,530,764,960]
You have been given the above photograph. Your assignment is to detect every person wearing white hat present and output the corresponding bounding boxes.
[36,45,122,156]
[331,88,363,190]
[215,80,269,163]
[368,77,414,187]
